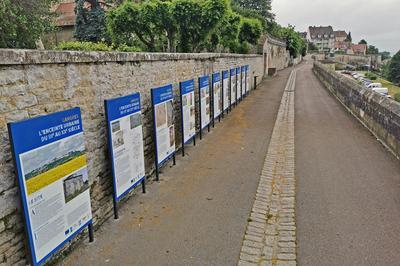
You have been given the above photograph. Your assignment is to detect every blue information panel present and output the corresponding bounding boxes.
[222,70,229,112]
[246,65,250,92]
[241,66,246,97]
[236,67,241,101]
[151,84,176,166]
[7,108,92,266]
[212,72,222,119]
[180,79,196,144]
[105,93,145,202]
[230,68,237,105]
[199,76,211,129]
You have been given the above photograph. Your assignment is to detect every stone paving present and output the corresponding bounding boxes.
[238,69,297,266]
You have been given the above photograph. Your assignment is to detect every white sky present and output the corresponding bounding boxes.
[273,0,400,55]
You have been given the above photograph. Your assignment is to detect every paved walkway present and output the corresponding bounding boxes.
[59,68,293,266]
[238,69,297,266]
[296,59,400,265]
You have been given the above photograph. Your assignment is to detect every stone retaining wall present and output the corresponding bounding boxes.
[313,61,400,158]
[0,49,263,265]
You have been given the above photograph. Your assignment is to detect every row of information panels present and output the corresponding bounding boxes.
[6,65,251,265]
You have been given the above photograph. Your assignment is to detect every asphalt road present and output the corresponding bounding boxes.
[59,68,292,266]
[296,59,400,265]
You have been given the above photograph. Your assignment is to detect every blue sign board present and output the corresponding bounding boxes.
[180,79,196,145]
[151,84,176,167]
[222,70,229,112]
[105,93,145,203]
[212,72,222,119]
[236,67,241,101]
[199,76,211,130]
[8,108,93,266]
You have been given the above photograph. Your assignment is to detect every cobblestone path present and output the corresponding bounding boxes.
[238,69,297,266]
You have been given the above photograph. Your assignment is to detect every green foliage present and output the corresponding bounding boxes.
[107,0,228,53]
[239,18,262,45]
[365,72,377,80]
[380,51,391,60]
[0,0,57,48]
[54,41,141,52]
[75,0,108,42]
[387,50,400,85]
[275,25,306,58]
[308,42,318,51]
[359,39,367,45]
[232,0,274,23]
[394,93,400,103]
[173,0,228,52]
[209,11,241,52]
[55,41,112,51]
[367,45,379,54]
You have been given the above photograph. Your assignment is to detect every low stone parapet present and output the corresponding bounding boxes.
[313,61,400,158]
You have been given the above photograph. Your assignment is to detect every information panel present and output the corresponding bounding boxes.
[8,108,92,266]
[246,65,250,93]
[222,70,229,112]
[212,72,222,119]
[151,84,176,165]
[180,79,196,144]
[105,93,145,202]
[241,66,246,97]
[236,67,241,101]
[230,68,237,105]
[199,76,211,129]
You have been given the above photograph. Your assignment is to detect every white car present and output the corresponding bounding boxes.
[372,87,388,95]
[367,83,382,89]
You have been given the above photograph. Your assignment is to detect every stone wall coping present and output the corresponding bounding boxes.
[0,49,262,65]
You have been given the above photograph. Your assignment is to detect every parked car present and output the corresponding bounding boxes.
[367,83,382,89]
[372,87,388,95]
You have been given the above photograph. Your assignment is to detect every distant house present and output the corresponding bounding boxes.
[350,44,367,56]
[307,26,335,53]
[334,41,351,52]
[333,30,348,42]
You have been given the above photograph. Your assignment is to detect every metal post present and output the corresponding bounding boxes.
[88,223,94,243]
[142,179,146,193]
[113,196,119,220]
[254,76,258,90]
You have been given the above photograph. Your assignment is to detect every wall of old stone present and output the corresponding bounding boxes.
[262,36,291,75]
[0,49,263,265]
[313,61,400,158]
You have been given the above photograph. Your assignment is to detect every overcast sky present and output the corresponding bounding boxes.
[273,0,400,55]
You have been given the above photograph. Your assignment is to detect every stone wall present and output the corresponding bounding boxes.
[0,49,264,265]
[262,35,290,75]
[313,61,400,158]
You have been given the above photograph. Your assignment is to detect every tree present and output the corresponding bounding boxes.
[238,18,262,45]
[367,45,379,54]
[380,51,391,60]
[276,25,305,58]
[387,50,400,85]
[359,39,367,45]
[173,0,227,52]
[75,0,108,42]
[232,0,274,24]
[0,0,57,48]
[107,0,228,53]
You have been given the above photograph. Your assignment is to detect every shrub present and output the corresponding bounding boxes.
[55,41,112,51]
[54,41,141,52]
[365,72,377,80]
[394,93,400,103]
